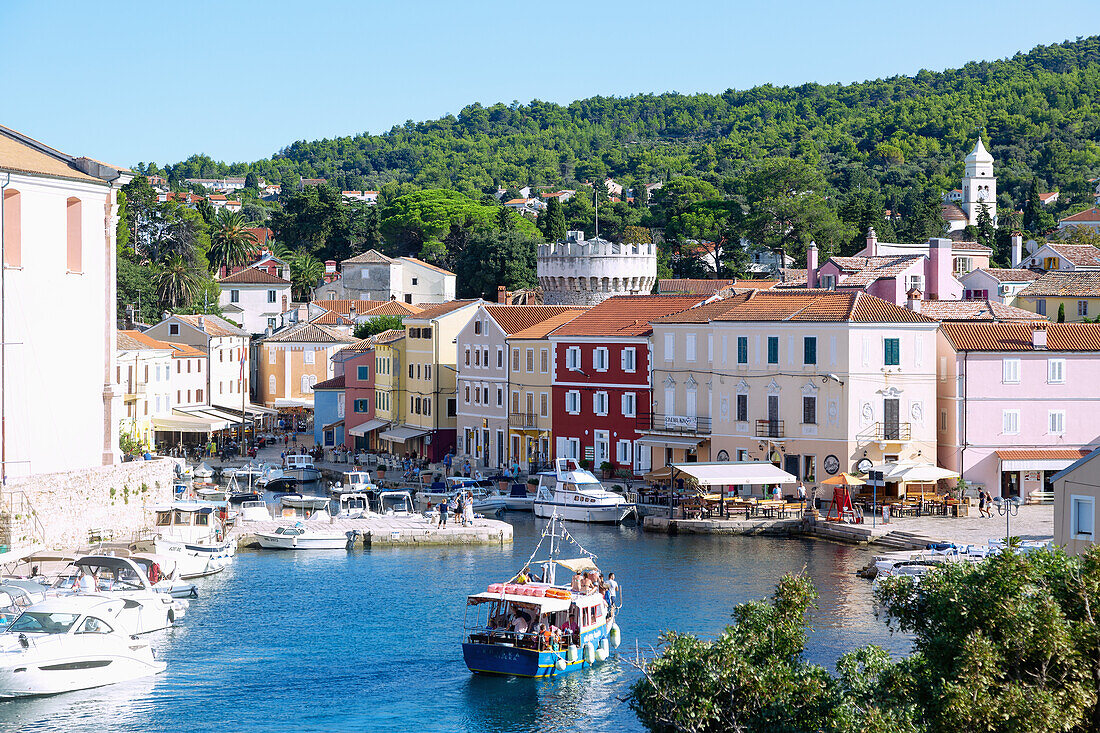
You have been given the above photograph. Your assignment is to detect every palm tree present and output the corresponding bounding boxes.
[209,209,258,275]
[154,253,200,308]
[288,253,325,300]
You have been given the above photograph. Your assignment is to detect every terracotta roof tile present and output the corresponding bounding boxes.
[312,374,345,391]
[942,322,1100,351]
[397,256,455,276]
[509,310,588,339]
[341,249,393,265]
[363,300,422,316]
[0,124,104,183]
[337,329,407,355]
[941,204,968,221]
[174,314,247,337]
[313,299,389,316]
[309,310,355,326]
[827,255,923,287]
[918,300,1042,322]
[655,290,935,324]
[1018,272,1100,297]
[1058,208,1100,224]
[1043,244,1100,267]
[950,241,994,253]
[657,279,779,294]
[217,268,291,285]
[484,305,587,335]
[974,268,1041,282]
[264,322,356,344]
[404,300,479,321]
[552,295,708,337]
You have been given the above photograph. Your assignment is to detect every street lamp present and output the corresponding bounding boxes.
[992,496,1021,542]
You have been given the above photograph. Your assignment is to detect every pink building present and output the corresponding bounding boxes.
[807,229,971,306]
[937,322,1100,498]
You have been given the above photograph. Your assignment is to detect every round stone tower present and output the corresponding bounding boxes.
[537,231,657,306]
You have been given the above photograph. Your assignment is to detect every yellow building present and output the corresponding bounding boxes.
[381,300,479,461]
[1016,271,1100,322]
[259,323,355,409]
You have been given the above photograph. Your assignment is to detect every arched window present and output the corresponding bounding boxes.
[268,374,276,395]
[66,197,82,272]
[3,189,20,267]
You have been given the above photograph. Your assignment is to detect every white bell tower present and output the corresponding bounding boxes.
[962,137,996,226]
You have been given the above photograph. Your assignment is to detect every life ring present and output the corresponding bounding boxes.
[583,642,595,664]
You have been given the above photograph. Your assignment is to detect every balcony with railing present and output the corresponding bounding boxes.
[638,411,711,435]
[858,421,912,444]
[509,412,542,430]
[755,419,784,438]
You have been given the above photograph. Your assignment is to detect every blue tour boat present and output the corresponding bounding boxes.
[462,514,621,677]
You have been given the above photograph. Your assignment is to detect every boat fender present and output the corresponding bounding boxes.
[609,624,621,649]
[554,658,567,671]
[566,644,579,662]
[167,609,175,624]
[596,646,609,662]
[583,642,595,664]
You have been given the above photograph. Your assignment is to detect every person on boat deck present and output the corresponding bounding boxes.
[538,623,554,650]
[570,573,583,592]
[75,568,98,593]
[510,611,530,634]
[607,572,620,607]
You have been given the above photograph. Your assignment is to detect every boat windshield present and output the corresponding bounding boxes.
[9,612,81,634]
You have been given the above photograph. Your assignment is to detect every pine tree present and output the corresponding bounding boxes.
[1023,178,1043,235]
[543,197,567,241]
[1058,302,1066,322]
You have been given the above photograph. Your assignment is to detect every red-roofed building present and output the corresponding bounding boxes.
[549,295,708,475]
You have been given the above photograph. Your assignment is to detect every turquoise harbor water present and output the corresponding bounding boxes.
[0,518,907,732]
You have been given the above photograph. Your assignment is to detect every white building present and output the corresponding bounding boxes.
[144,314,251,411]
[312,250,457,304]
[217,267,292,335]
[1,124,131,477]
[116,332,174,450]
[537,231,657,306]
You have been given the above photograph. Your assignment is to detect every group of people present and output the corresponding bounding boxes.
[571,569,620,613]
[976,488,996,518]
[433,490,476,528]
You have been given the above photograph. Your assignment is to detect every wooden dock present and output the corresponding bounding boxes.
[230,516,513,548]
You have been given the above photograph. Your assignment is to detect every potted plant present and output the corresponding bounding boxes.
[599,461,614,478]
[579,459,592,471]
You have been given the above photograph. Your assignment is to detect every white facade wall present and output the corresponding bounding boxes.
[208,335,249,409]
[399,258,455,304]
[3,171,119,477]
[170,356,208,408]
[219,283,291,334]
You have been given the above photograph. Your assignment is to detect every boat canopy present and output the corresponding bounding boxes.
[555,557,599,574]
[466,591,572,613]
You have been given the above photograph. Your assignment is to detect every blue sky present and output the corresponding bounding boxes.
[2,1,1099,167]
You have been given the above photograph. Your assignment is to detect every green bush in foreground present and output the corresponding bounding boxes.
[629,546,1100,733]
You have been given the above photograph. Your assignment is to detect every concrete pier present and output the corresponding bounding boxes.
[231,516,513,548]
[643,515,803,536]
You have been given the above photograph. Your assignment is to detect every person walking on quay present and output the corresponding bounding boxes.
[977,489,991,518]
[443,450,453,477]
[438,497,449,528]
[463,490,474,525]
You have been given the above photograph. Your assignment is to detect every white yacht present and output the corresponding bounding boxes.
[278,494,332,521]
[533,459,635,524]
[502,483,535,512]
[237,499,271,522]
[192,462,214,480]
[129,553,199,600]
[338,493,375,519]
[283,453,322,483]
[378,490,416,517]
[51,556,186,633]
[254,525,349,550]
[0,596,165,697]
[138,503,235,579]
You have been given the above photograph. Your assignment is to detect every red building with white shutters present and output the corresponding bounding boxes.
[549,295,707,476]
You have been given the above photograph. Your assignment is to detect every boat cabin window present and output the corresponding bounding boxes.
[9,611,80,634]
[173,510,191,525]
[75,616,114,634]
[156,511,172,526]
[194,513,210,526]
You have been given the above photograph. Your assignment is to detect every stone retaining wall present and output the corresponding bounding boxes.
[3,458,181,549]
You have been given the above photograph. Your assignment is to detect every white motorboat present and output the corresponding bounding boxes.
[533,459,635,524]
[138,503,235,579]
[338,493,375,518]
[192,462,214,480]
[194,486,228,502]
[237,500,271,522]
[129,554,199,600]
[228,462,266,484]
[378,490,415,517]
[283,453,322,483]
[330,470,378,497]
[51,556,186,633]
[0,581,48,626]
[254,524,350,550]
[278,494,332,521]
[502,483,535,512]
[0,596,165,697]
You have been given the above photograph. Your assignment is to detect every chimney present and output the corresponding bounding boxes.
[906,287,923,313]
[928,238,951,301]
[1032,321,1048,350]
[197,315,205,330]
[349,304,357,318]
[497,285,508,304]
[281,294,288,313]
[806,240,819,288]
[325,260,337,274]
[1011,232,1022,267]
[865,227,878,257]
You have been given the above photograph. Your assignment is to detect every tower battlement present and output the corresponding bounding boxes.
[537,231,657,306]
